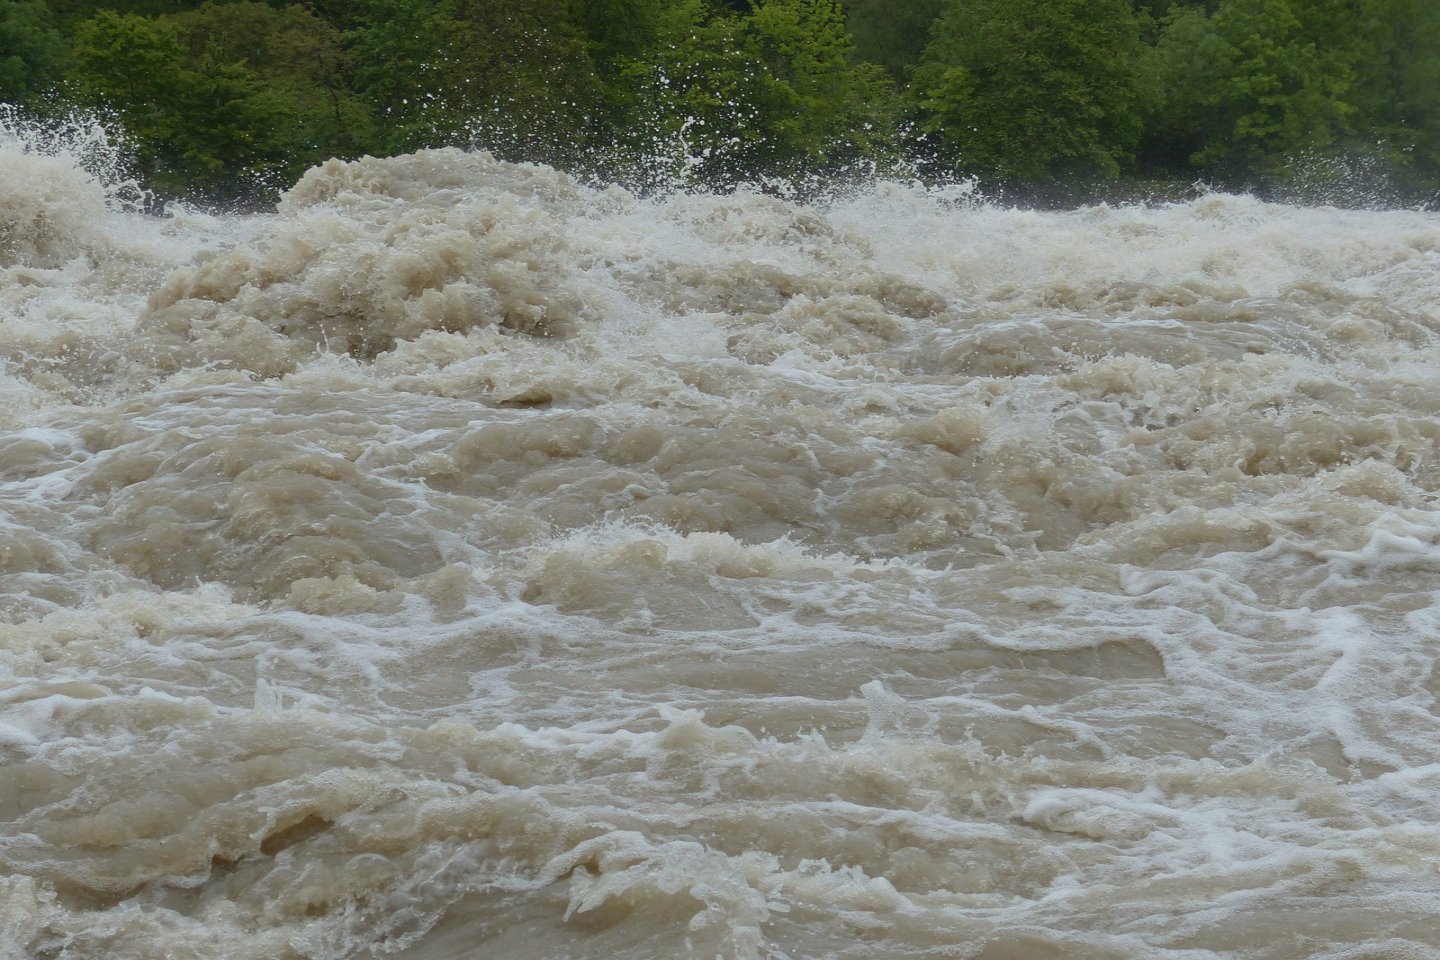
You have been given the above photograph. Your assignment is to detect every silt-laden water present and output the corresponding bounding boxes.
[3,135,1440,959]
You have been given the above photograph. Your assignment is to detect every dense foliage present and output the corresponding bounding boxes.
[911,0,1151,186]
[4,0,1438,203]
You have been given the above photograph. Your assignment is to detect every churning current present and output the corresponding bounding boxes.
[3,134,1440,960]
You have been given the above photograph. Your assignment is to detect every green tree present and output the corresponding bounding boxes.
[68,7,334,199]
[842,0,943,81]
[170,2,371,162]
[47,0,189,19]
[345,0,464,153]
[579,0,669,67]
[68,10,189,146]
[747,0,898,166]
[616,0,899,188]
[0,0,66,106]
[1148,0,1355,177]
[446,0,604,163]
[346,0,603,162]
[1340,0,1440,194]
[912,0,1151,185]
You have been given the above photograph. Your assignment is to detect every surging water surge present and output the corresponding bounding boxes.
[3,130,1440,959]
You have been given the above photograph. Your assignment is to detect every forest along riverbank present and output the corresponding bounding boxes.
[3,137,1440,960]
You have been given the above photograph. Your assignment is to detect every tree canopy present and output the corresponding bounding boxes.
[912,0,1151,185]
[3,0,1437,204]
[1,0,66,106]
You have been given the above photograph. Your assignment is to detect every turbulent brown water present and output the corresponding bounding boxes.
[4,126,1440,960]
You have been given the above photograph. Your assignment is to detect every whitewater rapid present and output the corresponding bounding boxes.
[3,133,1440,960]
